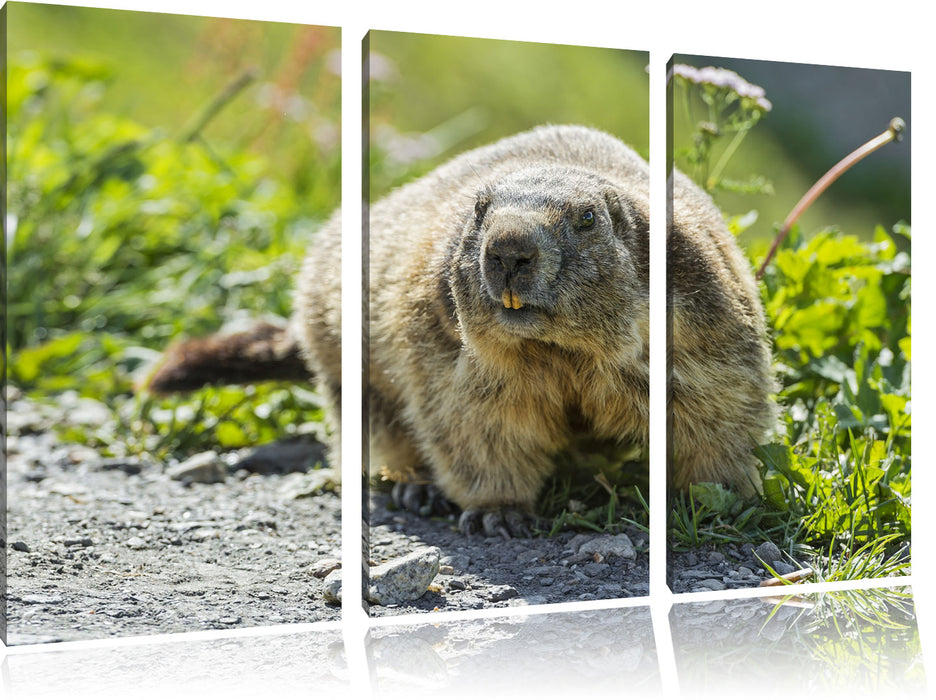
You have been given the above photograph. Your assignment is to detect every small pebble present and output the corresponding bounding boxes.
[366,547,441,606]
[22,594,64,605]
[95,457,146,475]
[526,565,566,577]
[772,561,796,576]
[564,552,594,565]
[278,468,340,499]
[581,562,611,579]
[516,549,547,563]
[187,528,220,542]
[698,578,726,591]
[488,585,519,602]
[46,482,89,497]
[579,534,636,560]
[310,558,342,578]
[11,541,30,553]
[755,542,782,566]
[167,451,227,484]
[126,537,147,549]
[566,533,594,553]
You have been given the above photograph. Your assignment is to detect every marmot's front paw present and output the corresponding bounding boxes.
[458,507,542,539]
[390,481,455,517]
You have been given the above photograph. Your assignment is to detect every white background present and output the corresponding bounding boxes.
[3,1,932,697]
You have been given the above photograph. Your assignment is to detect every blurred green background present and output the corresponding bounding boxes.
[6,3,340,456]
[7,2,341,190]
[7,2,340,353]
[672,54,911,254]
[366,31,650,199]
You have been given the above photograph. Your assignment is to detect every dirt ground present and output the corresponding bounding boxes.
[5,393,342,645]
[6,390,797,646]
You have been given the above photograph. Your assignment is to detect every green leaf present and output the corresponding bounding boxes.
[11,333,85,384]
[688,482,739,512]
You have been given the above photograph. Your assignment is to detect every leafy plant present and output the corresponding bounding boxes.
[670,64,910,578]
[670,64,773,194]
[7,48,339,460]
[753,223,911,558]
[537,440,650,538]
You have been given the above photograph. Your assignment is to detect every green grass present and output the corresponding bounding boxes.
[663,229,911,576]
[7,4,341,186]
[537,441,650,540]
[7,14,340,461]
[665,65,911,580]
[757,587,922,690]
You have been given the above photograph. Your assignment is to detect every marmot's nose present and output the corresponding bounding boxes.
[486,237,537,275]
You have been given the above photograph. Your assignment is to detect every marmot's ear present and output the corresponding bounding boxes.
[606,191,648,239]
[474,190,492,226]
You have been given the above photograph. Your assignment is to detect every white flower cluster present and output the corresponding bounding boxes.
[671,64,772,112]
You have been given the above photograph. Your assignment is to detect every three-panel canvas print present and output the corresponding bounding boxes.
[1,1,923,695]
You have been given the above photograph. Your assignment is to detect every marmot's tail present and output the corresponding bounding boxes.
[146,321,311,394]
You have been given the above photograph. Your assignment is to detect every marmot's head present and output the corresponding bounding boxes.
[451,165,648,354]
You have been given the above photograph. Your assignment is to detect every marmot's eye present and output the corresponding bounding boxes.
[577,210,596,229]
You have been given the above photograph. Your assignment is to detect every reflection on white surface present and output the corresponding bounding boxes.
[2,628,347,700]
[1,587,926,699]
[367,606,660,698]
[671,586,926,697]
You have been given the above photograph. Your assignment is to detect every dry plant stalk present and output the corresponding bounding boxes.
[756,117,905,280]
[759,567,815,587]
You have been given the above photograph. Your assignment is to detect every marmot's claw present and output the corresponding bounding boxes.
[505,508,537,537]
[458,509,483,536]
[391,482,454,517]
[459,507,537,538]
[424,484,455,516]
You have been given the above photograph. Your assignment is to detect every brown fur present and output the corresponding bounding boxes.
[300,125,774,513]
[152,124,776,519]
[667,170,778,497]
[147,321,310,393]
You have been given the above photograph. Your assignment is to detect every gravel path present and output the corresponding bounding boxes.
[366,493,649,614]
[5,394,341,645]
[364,492,801,614]
[6,391,804,645]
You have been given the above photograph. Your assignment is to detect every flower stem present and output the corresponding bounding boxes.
[755,117,905,280]
[180,68,258,144]
[707,124,750,191]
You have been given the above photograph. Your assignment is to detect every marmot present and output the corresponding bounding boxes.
[149,124,776,537]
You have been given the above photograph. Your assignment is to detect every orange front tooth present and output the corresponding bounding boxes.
[511,292,523,310]
[502,289,512,309]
